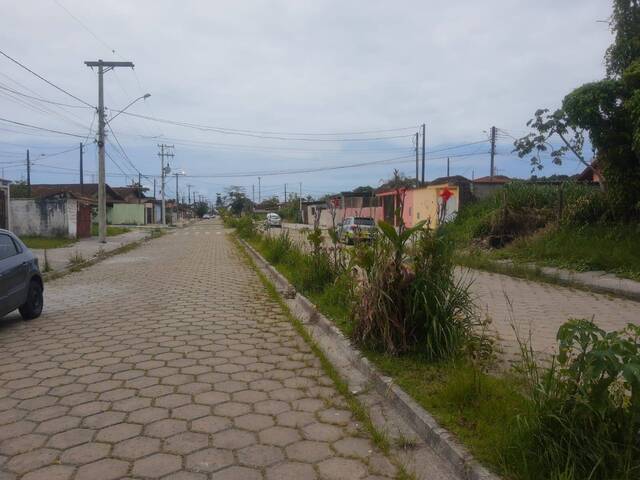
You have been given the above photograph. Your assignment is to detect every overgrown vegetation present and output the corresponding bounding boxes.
[443,182,640,279]
[229,206,640,479]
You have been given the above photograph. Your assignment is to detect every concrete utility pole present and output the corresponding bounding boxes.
[299,182,302,222]
[252,184,255,203]
[175,172,179,222]
[415,132,419,187]
[26,149,31,197]
[490,126,497,180]
[447,157,450,177]
[85,59,134,243]
[284,183,287,203]
[79,143,84,193]
[258,177,261,203]
[158,144,174,225]
[187,184,193,205]
[421,123,426,184]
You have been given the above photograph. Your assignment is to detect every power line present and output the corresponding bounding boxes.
[0,117,87,138]
[0,48,94,108]
[118,112,416,142]
[0,84,92,109]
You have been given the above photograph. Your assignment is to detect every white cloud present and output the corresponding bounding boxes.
[0,0,613,197]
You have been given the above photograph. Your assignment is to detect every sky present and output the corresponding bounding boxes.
[0,0,613,202]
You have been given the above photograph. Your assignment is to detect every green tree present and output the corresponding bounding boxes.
[515,0,640,217]
[225,186,252,215]
[193,201,209,218]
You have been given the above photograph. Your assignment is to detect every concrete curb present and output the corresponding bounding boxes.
[490,259,640,302]
[240,239,500,480]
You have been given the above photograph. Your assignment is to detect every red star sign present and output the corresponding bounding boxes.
[439,186,454,203]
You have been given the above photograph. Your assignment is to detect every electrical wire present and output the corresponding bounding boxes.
[0,48,94,108]
[0,84,92,109]
[0,117,87,138]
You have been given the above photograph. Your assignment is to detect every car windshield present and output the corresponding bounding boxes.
[354,217,374,226]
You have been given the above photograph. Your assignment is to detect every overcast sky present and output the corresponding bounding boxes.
[0,0,612,201]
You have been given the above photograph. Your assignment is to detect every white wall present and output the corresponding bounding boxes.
[10,198,76,238]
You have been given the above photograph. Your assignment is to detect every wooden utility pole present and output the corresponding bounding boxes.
[421,123,426,184]
[447,157,450,177]
[79,142,84,193]
[490,126,496,180]
[415,131,419,187]
[26,149,31,197]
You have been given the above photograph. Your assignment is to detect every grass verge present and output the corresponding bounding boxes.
[91,225,132,237]
[20,236,76,249]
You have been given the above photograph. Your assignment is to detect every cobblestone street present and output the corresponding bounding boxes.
[0,221,401,480]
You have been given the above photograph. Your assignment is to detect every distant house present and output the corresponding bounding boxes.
[8,183,106,239]
[472,175,511,199]
[110,186,155,225]
[412,176,474,227]
[376,187,413,228]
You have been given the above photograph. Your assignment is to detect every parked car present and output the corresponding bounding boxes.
[265,212,282,228]
[202,214,211,219]
[338,217,376,244]
[0,230,43,320]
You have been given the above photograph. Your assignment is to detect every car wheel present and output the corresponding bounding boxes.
[19,280,43,320]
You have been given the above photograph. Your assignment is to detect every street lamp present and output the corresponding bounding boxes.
[108,93,151,123]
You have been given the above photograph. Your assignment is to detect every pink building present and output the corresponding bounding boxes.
[376,188,414,228]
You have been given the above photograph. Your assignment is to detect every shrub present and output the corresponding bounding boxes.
[351,221,486,360]
[235,215,257,240]
[514,319,640,479]
[261,230,295,265]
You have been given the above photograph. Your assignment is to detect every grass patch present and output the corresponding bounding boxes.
[367,352,530,478]
[20,236,75,249]
[91,224,131,237]
[494,224,640,281]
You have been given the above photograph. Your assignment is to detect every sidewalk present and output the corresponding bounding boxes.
[32,229,150,272]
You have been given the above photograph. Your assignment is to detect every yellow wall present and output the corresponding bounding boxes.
[412,184,460,227]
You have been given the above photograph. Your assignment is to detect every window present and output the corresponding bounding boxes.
[0,234,18,261]
[354,217,374,226]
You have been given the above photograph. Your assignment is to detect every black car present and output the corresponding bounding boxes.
[0,229,43,320]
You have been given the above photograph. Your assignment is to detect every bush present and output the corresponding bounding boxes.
[235,216,257,240]
[261,230,295,265]
[351,221,486,360]
[514,319,640,479]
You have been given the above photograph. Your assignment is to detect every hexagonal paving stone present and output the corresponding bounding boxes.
[213,402,251,417]
[276,411,315,428]
[186,448,234,473]
[95,423,142,443]
[6,448,59,474]
[145,419,187,438]
[194,391,230,406]
[59,442,111,465]
[156,393,191,408]
[237,444,284,467]
[302,422,344,442]
[132,452,182,478]
[0,433,47,456]
[112,436,161,460]
[47,428,94,449]
[21,464,75,480]
[318,408,352,426]
[253,400,290,416]
[258,426,301,447]
[82,411,126,429]
[332,437,374,459]
[211,428,256,450]
[172,404,211,420]
[266,461,317,480]
[164,431,209,455]
[317,457,367,480]
[75,458,129,480]
[192,415,232,434]
[128,406,169,424]
[285,440,332,463]
[211,465,262,480]
[234,413,274,432]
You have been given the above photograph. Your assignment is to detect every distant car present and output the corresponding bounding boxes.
[202,214,211,219]
[265,212,282,228]
[338,217,376,244]
[0,230,43,320]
